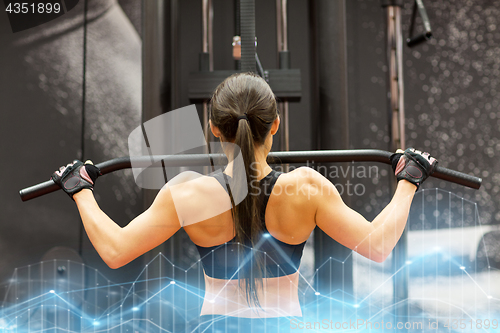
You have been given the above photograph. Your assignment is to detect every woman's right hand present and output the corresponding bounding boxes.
[390,148,438,190]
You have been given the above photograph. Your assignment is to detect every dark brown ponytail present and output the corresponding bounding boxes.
[210,72,278,307]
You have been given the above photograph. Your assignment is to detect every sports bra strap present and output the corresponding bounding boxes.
[258,170,282,225]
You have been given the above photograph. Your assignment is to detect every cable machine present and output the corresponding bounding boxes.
[189,0,302,154]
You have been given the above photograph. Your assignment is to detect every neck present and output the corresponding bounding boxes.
[253,146,272,179]
[222,145,272,180]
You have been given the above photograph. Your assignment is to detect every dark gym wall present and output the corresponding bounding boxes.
[402,0,500,227]
[0,0,144,292]
[344,0,500,227]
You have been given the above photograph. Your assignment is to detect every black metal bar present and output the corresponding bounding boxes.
[234,0,241,70]
[279,50,290,69]
[255,53,266,79]
[406,0,433,48]
[383,0,410,326]
[240,0,256,72]
[407,32,433,47]
[199,52,210,71]
[188,69,301,101]
[408,0,418,42]
[19,150,482,202]
[314,0,352,299]
[381,0,403,7]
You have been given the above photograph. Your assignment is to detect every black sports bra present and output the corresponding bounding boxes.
[195,170,307,279]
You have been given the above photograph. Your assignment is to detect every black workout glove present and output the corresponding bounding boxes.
[51,160,101,198]
[390,148,438,190]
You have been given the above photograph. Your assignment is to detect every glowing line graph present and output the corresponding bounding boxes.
[1,189,499,332]
[2,248,497,332]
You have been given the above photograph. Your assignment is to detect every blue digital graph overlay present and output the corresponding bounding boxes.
[1,189,499,332]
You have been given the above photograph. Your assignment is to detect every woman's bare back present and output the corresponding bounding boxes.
[181,167,318,317]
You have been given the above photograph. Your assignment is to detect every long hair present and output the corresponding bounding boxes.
[210,72,278,307]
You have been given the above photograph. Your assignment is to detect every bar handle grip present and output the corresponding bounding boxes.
[19,157,132,202]
[406,32,432,47]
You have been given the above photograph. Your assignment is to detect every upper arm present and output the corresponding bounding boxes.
[307,169,382,261]
[114,186,181,267]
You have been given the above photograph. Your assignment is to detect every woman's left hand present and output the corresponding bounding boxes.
[51,160,101,199]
